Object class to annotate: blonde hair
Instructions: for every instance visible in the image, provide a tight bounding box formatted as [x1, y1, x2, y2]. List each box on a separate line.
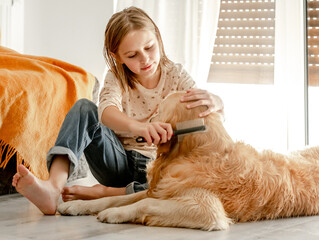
[103, 6, 171, 91]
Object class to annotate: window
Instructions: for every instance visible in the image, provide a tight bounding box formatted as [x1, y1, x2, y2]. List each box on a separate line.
[208, 0, 275, 84]
[307, 0, 319, 145]
[206, 0, 308, 152]
[307, 0, 319, 86]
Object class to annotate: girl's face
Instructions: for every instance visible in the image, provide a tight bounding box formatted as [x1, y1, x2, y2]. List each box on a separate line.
[115, 29, 161, 84]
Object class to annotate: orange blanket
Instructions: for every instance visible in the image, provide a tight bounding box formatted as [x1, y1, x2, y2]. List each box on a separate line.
[0, 46, 95, 180]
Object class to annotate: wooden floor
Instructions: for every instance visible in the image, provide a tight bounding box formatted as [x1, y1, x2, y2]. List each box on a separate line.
[1, 193, 319, 240]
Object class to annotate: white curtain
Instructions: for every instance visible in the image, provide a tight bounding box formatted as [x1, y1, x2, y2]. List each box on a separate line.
[114, 0, 220, 88]
[274, 0, 306, 150]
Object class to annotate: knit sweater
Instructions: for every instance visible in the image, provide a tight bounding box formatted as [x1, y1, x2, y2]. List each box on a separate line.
[98, 62, 196, 159]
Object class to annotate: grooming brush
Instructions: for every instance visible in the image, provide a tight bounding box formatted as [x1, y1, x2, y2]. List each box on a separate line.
[136, 118, 206, 143]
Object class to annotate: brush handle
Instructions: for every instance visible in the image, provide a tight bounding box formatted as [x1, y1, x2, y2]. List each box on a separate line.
[135, 125, 206, 143]
[136, 133, 177, 143]
[136, 136, 147, 143]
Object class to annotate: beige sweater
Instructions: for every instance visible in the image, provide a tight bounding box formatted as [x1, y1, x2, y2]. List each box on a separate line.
[98, 62, 196, 159]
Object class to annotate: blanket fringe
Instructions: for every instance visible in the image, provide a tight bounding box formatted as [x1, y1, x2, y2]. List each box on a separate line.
[0, 139, 28, 171]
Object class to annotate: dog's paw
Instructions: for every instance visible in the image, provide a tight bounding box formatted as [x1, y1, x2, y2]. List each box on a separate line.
[58, 200, 94, 216]
[97, 207, 134, 223]
[205, 216, 232, 231]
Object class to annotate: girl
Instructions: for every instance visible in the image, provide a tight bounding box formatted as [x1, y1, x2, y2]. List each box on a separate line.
[12, 6, 224, 215]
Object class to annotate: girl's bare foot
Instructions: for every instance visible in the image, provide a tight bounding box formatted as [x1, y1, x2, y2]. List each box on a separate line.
[62, 184, 126, 202]
[12, 165, 61, 215]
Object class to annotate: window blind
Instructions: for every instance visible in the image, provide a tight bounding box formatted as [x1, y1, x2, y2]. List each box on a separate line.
[208, 0, 275, 84]
[308, 0, 319, 86]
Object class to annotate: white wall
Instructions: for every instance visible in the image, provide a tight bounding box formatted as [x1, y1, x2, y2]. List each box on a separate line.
[23, 0, 114, 82]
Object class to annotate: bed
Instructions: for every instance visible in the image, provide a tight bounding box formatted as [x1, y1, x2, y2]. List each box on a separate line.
[0, 46, 99, 195]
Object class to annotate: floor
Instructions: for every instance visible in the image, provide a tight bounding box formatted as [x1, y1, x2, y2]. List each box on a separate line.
[1, 192, 319, 240]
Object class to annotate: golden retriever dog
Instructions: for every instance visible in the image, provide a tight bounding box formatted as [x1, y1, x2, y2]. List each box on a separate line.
[58, 92, 319, 231]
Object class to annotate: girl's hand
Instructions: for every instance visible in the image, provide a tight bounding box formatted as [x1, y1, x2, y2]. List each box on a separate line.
[180, 88, 224, 117]
[130, 121, 173, 146]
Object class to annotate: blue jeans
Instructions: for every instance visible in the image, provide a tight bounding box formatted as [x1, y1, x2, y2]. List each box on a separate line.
[46, 99, 150, 194]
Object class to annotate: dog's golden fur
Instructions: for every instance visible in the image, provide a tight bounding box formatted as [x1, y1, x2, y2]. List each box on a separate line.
[58, 92, 319, 231]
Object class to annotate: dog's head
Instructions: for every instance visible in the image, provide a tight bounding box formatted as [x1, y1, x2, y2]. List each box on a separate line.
[153, 92, 206, 129]
[153, 91, 233, 157]
[147, 91, 233, 193]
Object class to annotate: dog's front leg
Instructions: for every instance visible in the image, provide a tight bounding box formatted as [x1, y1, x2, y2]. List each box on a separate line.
[97, 188, 232, 231]
[58, 190, 147, 216]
